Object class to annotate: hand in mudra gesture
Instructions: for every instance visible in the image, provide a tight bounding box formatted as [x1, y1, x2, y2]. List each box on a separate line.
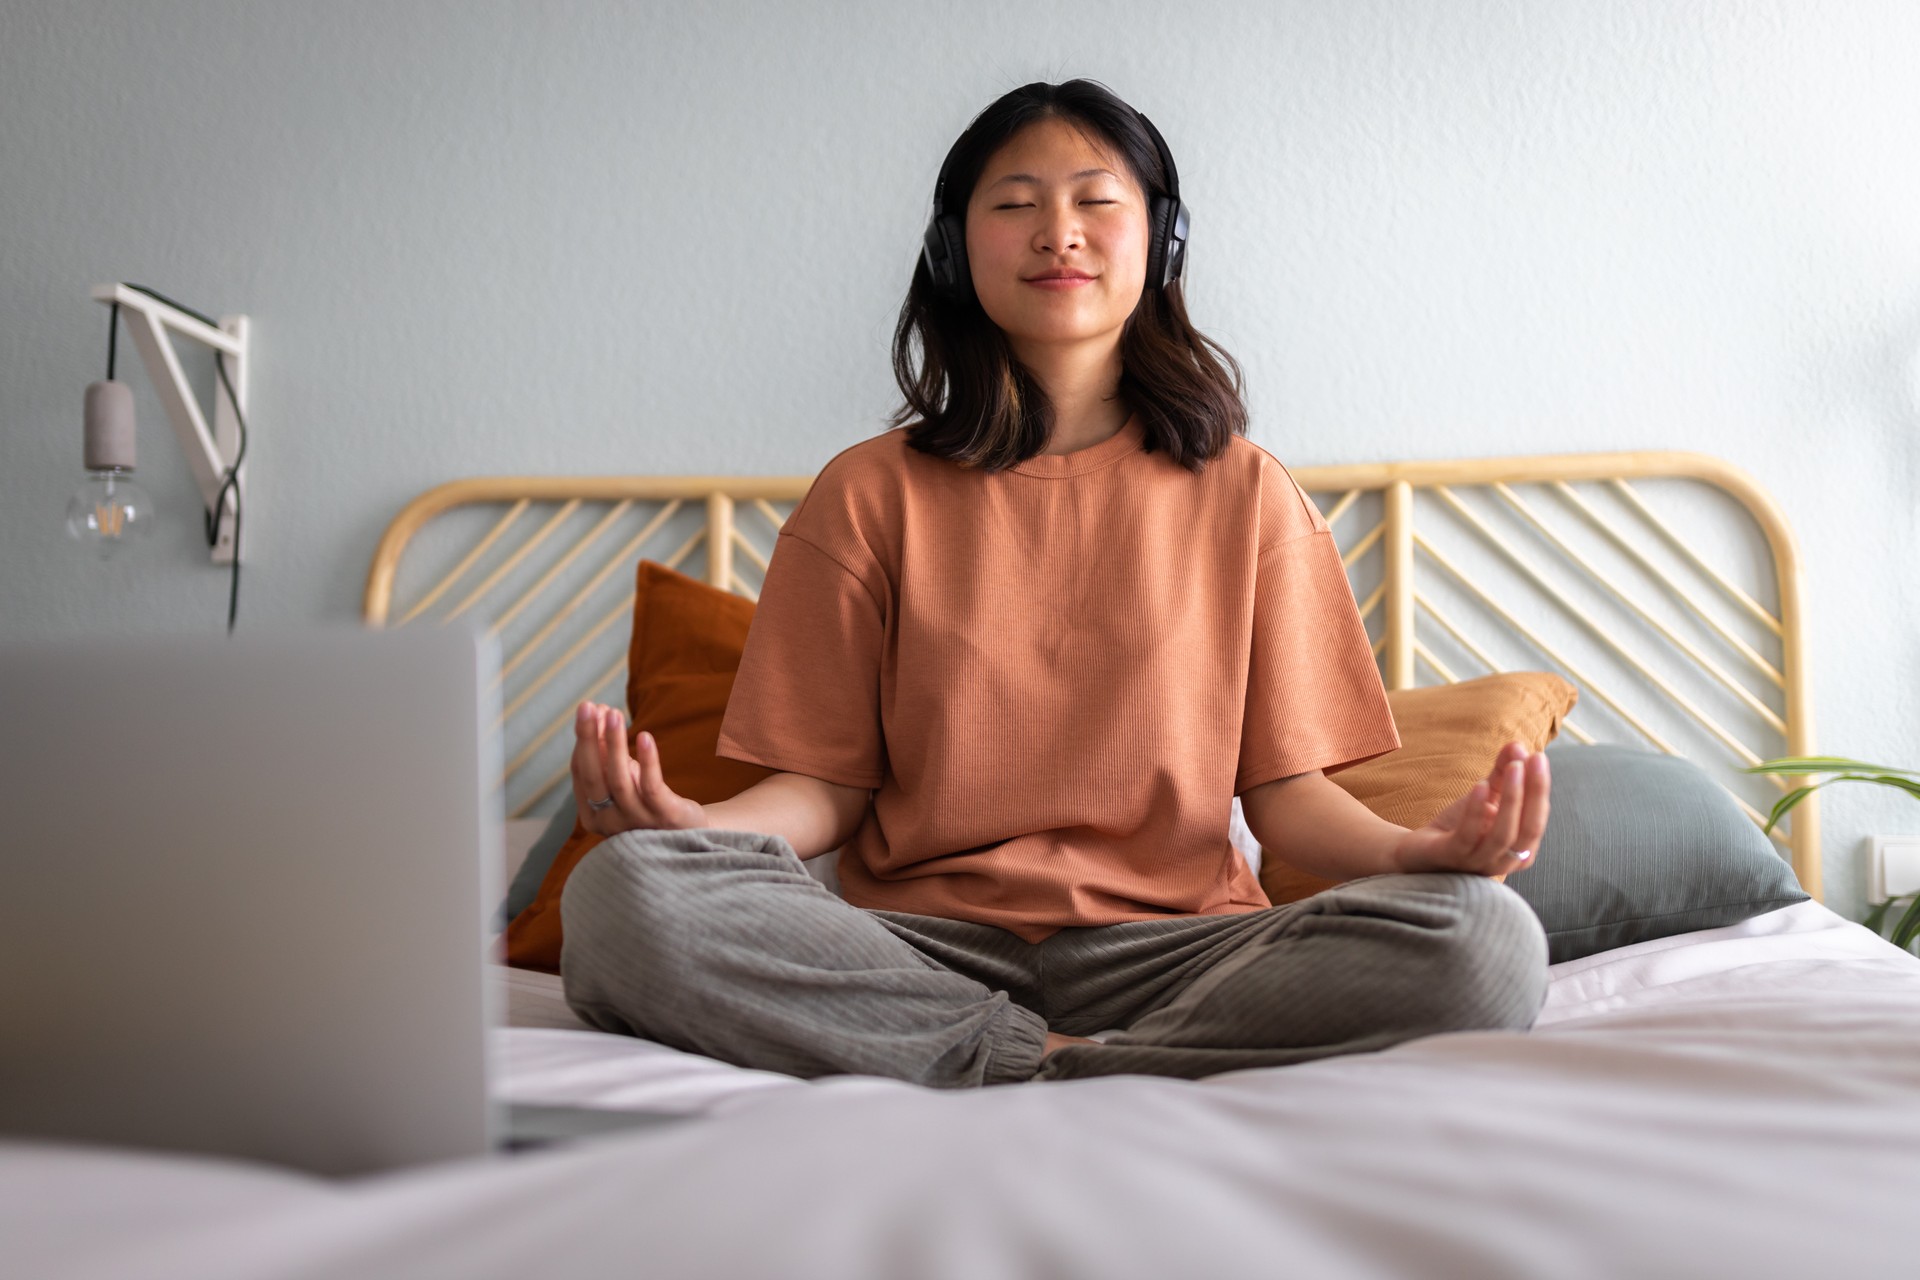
[1390, 740, 1550, 878]
[570, 701, 708, 836]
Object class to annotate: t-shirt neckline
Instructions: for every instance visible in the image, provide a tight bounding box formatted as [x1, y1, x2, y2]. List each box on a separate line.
[1006, 412, 1144, 478]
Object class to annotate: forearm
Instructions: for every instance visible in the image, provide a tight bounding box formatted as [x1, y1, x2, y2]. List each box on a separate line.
[1241, 771, 1408, 882]
[700, 771, 872, 860]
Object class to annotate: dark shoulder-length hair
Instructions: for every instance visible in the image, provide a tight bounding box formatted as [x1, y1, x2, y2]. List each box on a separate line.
[890, 79, 1248, 474]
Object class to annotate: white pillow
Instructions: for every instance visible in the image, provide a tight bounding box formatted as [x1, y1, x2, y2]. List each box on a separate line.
[1229, 795, 1262, 876]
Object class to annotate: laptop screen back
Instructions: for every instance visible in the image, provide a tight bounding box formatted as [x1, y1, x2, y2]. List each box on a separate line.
[0, 625, 502, 1176]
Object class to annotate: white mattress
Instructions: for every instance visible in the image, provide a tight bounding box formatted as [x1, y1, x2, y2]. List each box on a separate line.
[13, 900, 1920, 1278]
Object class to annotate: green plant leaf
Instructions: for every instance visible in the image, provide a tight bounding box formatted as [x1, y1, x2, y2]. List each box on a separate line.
[1762, 784, 1821, 834]
[1745, 756, 1920, 779]
[1880, 779, 1920, 802]
[1757, 773, 1920, 833]
[1745, 755, 1911, 774]
[1893, 896, 1920, 951]
[1864, 898, 1897, 933]
[1823, 775, 1920, 806]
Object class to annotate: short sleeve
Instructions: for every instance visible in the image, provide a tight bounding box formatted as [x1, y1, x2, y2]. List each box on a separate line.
[715, 531, 887, 790]
[1234, 529, 1401, 795]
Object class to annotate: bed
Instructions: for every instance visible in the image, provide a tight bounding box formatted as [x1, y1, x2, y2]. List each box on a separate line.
[12, 445, 1920, 1277]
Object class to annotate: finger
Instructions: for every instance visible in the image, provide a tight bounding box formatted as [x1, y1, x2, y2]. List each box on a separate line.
[600, 709, 651, 825]
[588, 704, 628, 829]
[571, 703, 611, 827]
[636, 728, 698, 823]
[1492, 837, 1538, 877]
[1446, 778, 1495, 856]
[1486, 740, 1527, 784]
[632, 727, 669, 806]
[1427, 778, 1479, 833]
[1510, 750, 1551, 856]
[628, 725, 652, 796]
[1447, 745, 1523, 844]
[1454, 762, 1510, 866]
[600, 709, 651, 826]
[1471, 757, 1528, 865]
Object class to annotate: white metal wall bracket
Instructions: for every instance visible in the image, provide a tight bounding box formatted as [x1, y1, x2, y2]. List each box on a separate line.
[89, 283, 250, 564]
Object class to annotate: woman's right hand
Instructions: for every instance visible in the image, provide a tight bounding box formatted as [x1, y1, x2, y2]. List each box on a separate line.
[570, 701, 709, 836]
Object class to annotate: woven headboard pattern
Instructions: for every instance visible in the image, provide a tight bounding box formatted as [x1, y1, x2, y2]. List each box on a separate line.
[364, 449, 1819, 899]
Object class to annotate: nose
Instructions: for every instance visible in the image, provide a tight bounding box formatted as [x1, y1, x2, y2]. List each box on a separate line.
[1033, 199, 1085, 254]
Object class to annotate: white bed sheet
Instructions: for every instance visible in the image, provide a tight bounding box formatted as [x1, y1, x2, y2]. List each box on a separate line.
[11, 900, 1920, 1279]
[489, 898, 1915, 1112]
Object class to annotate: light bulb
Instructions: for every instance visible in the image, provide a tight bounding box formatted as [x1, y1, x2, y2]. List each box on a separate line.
[66, 469, 155, 559]
[68, 380, 155, 559]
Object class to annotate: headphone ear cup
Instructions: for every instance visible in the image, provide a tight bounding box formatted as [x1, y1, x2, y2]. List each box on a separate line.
[922, 213, 971, 301]
[1162, 198, 1189, 288]
[1144, 194, 1172, 291]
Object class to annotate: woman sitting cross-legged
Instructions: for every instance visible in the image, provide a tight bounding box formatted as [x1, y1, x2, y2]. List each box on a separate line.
[558, 78, 1551, 1087]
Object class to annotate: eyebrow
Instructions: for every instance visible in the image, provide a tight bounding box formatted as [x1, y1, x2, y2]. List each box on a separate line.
[987, 167, 1121, 188]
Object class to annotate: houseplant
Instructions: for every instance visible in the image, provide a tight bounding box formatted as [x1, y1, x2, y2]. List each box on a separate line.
[1745, 755, 1920, 950]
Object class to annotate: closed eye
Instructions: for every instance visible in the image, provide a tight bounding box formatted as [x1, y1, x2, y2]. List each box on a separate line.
[994, 200, 1119, 209]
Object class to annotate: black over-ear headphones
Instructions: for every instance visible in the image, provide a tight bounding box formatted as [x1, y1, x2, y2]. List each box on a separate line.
[921, 110, 1191, 303]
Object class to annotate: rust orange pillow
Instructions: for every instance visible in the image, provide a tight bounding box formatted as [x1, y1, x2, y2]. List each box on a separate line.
[1258, 672, 1579, 906]
[503, 560, 776, 973]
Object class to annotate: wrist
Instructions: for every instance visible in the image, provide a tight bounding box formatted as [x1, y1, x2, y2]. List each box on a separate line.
[1245, 774, 1414, 881]
[669, 797, 708, 831]
[1384, 826, 1427, 875]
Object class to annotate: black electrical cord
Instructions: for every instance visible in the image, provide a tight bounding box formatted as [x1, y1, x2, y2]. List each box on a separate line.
[211, 352, 247, 633]
[112, 284, 249, 633]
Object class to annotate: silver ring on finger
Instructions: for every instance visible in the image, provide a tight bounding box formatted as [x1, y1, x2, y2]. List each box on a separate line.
[587, 795, 615, 811]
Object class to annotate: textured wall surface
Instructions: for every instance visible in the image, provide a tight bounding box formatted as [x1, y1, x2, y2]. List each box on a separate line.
[3, 0, 1918, 919]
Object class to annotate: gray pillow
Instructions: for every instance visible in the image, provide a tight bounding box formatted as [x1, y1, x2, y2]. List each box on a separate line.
[1511, 742, 1809, 963]
[490, 799, 579, 934]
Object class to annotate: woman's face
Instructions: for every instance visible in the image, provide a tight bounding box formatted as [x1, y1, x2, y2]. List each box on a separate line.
[963, 116, 1151, 355]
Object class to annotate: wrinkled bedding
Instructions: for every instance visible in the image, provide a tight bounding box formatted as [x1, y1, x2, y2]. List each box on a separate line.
[10, 901, 1920, 1278]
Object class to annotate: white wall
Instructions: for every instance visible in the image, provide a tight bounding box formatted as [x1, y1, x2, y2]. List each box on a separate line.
[3, 0, 1917, 919]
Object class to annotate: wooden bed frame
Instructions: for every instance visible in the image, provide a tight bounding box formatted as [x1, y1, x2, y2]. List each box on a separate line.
[364, 447, 1820, 900]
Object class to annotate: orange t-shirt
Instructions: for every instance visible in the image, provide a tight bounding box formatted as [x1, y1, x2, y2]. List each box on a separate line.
[714, 411, 1401, 943]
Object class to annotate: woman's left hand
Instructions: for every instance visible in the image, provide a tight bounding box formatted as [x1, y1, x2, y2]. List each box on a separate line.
[1389, 741, 1550, 878]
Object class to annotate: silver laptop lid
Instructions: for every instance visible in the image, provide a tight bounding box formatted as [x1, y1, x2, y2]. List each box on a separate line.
[0, 624, 503, 1176]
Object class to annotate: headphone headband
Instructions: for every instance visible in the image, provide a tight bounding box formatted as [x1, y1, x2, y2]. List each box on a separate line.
[1133, 112, 1181, 203]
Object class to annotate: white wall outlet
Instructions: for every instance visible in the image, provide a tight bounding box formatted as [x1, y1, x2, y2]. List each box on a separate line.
[1869, 836, 1920, 902]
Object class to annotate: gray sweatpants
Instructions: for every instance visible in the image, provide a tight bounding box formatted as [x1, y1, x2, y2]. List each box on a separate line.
[559, 827, 1549, 1088]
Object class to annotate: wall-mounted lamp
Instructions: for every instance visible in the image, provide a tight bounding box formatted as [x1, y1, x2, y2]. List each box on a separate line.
[68, 379, 154, 556]
[75, 283, 253, 629]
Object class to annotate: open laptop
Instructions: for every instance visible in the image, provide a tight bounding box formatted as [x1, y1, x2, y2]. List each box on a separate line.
[0, 624, 687, 1177]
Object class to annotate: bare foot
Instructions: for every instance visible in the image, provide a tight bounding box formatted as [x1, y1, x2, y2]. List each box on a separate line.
[1042, 1032, 1098, 1059]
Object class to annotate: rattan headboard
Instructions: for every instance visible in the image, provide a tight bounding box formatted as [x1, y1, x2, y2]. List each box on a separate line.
[364, 448, 1820, 900]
